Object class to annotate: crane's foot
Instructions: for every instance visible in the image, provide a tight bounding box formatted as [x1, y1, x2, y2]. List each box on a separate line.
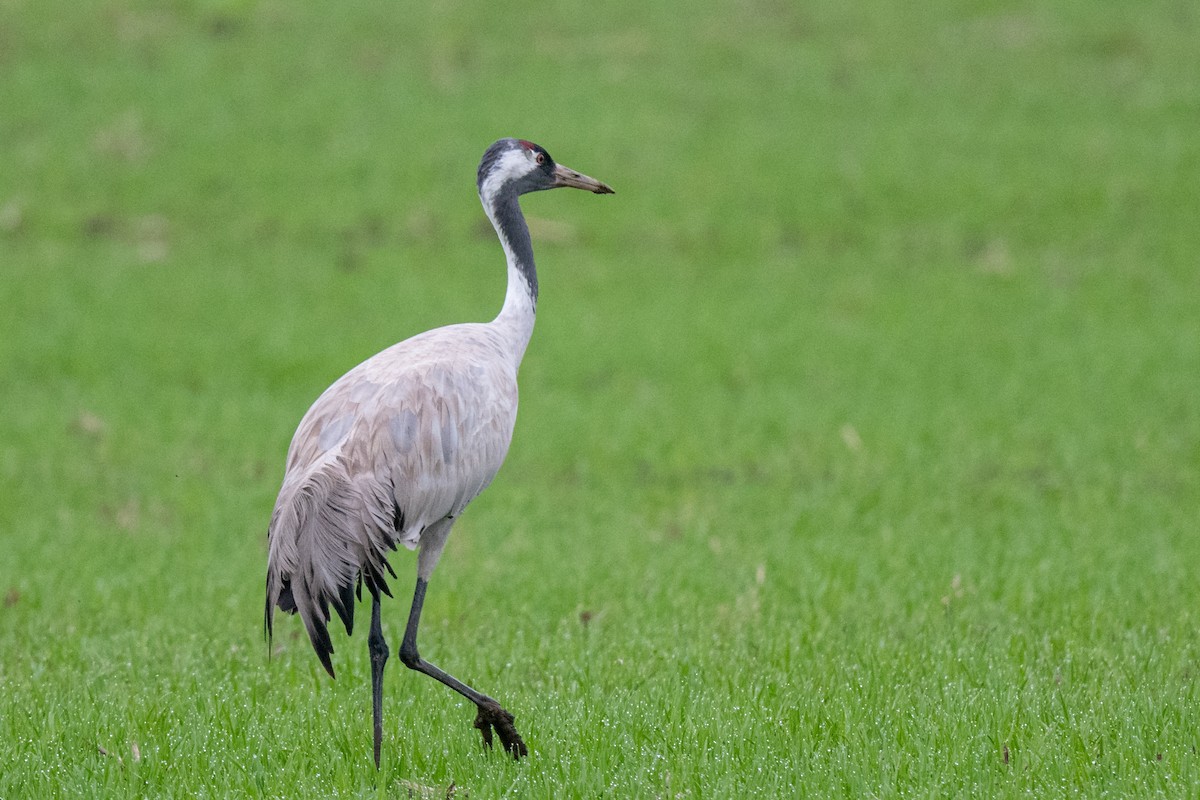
[474, 697, 527, 759]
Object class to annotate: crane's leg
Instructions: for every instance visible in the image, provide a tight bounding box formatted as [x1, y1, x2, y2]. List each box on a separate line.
[399, 577, 528, 759]
[368, 592, 389, 769]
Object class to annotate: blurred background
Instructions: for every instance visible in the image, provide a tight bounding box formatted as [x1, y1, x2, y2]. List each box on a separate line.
[1, 0, 1198, 794]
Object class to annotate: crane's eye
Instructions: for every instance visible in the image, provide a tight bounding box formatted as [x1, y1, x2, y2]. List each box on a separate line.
[535, 152, 546, 165]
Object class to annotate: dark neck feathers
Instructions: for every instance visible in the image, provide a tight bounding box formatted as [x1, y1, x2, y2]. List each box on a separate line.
[489, 191, 538, 306]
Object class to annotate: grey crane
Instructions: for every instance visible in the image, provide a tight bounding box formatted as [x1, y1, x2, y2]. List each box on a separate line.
[264, 138, 613, 767]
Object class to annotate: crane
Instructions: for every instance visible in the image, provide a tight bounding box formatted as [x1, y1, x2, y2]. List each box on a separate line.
[264, 139, 613, 767]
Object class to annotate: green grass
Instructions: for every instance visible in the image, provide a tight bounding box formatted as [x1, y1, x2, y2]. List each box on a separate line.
[2, 0, 1199, 796]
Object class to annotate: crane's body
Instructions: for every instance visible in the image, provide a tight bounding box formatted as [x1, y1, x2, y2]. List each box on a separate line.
[264, 139, 613, 767]
[266, 324, 519, 642]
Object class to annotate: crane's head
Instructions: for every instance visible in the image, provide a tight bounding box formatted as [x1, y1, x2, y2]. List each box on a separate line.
[477, 138, 614, 201]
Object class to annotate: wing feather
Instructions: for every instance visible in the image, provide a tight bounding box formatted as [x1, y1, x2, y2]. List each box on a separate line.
[265, 325, 519, 675]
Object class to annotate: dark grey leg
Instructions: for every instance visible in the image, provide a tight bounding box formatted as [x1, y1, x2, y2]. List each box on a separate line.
[399, 578, 528, 759]
[368, 593, 389, 769]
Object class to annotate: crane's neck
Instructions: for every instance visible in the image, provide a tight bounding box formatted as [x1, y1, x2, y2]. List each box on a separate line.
[485, 191, 538, 361]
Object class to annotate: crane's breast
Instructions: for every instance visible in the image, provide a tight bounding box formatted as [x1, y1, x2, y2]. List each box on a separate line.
[367, 358, 517, 538]
[389, 361, 516, 472]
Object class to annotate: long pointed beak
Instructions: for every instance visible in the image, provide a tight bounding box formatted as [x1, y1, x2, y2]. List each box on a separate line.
[553, 163, 615, 194]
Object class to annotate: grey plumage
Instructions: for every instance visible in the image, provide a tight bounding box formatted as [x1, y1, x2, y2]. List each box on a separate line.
[265, 327, 519, 668]
[264, 138, 613, 766]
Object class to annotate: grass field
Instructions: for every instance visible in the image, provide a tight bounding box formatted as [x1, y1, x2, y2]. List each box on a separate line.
[2, 0, 1199, 796]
